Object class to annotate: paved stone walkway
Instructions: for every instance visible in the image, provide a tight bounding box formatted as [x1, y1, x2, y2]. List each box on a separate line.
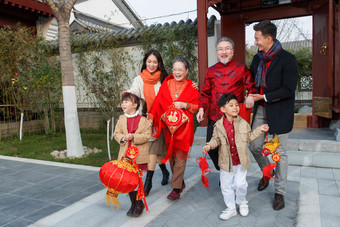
[0, 127, 340, 227]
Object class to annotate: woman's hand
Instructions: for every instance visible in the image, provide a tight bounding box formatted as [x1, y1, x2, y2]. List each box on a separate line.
[191, 82, 199, 90]
[173, 102, 188, 109]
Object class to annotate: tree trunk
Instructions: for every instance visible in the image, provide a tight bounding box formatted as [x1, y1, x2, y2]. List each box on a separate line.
[58, 19, 84, 157]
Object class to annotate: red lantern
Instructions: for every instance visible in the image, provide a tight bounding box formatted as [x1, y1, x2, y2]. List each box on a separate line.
[99, 144, 149, 211]
[99, 158, 140, 210]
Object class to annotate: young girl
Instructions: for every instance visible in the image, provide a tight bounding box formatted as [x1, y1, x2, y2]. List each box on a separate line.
[113, 92, 152, 217]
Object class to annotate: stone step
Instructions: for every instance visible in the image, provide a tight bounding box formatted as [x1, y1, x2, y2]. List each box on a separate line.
[194, 127, 340, 152]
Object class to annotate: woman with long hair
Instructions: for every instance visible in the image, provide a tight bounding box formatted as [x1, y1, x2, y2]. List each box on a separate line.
[128, 49, 170, 196]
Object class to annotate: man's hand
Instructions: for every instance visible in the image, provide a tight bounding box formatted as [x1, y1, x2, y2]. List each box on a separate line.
[196, 108, 204, 122]
[249, 94, 264, 102]
[244, 96, 254, 108]
[203, 145, 211, 154]
[260, 124, 269, 132]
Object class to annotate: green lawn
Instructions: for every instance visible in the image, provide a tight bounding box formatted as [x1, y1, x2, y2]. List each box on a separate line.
[0, 129, 119, 167]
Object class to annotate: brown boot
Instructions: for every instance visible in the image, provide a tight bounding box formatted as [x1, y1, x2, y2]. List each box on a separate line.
[131, 199, 145, 217]
[127, 191, 136, 216]
[273, 193, 285, 210]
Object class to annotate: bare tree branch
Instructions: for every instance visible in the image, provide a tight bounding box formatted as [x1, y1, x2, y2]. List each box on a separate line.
[65, 0, 77, 15]
[43, 0, 59, 16]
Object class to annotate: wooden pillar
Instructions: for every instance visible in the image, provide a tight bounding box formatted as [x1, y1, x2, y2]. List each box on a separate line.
[197, 0, 208, 91]
[332, 0, 340, 116]
[220, 16, 246, 63]
[197, 0, 209, 126]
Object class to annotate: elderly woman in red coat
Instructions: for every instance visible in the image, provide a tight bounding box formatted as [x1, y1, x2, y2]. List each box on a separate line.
[149, 57, 200, 200]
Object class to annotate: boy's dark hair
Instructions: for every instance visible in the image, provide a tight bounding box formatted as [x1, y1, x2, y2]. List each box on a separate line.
[218, 93, 239, 107]
[121, 93, 147, 117]
[253, 20, 277, 41]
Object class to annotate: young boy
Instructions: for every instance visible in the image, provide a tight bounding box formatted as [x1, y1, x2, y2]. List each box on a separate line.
[203, 93, 269, 220]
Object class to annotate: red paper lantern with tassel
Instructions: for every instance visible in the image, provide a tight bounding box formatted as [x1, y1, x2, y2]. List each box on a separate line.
[99, 146, 148, 211]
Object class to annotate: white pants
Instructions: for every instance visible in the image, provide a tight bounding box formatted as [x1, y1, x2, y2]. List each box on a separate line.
[220, 165, 248, 209]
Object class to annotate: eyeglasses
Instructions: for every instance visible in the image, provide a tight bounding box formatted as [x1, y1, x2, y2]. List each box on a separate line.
[172, 68, 186, 72]
[217, 47, 233, 52]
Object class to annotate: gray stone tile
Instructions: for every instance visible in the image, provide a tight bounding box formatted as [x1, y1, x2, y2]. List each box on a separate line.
[332, 169, 340, 181]
[12, 184, 54, 197]
[0, 179, 34, 195]
[316, 168, 335, 181]
[56, 192, 92, 206]
[0, 212, 16, 226]
[336, 181, 340, 196]
[79, 171, 100, 182]
[287, 151, 313, 166]
[2, 218, 33, 227]
[318, 179, 339, 197]
[288, 165, 301, 181]
[1, 198, 50, 218]
[319, 195, 340, 227]
[0, 194, 24, 210]
[32, 187, 75, 203]
[55, 179, 101, 193]
[52, 168, 94, 179]
[82, 183, 104, 194]
[7, 170, 55, 184]
[38, 176, 74, 188]
[22, 204, 65, 222]
[313, 152, 340, 169]
[301, 166, 317, 178]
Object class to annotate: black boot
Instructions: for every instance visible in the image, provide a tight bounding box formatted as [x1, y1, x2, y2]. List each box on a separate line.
[127, 191, 136, 216]
[132, 199, 145, 217]
[144, 170, 154, 196]
[159, 164, 170, 186]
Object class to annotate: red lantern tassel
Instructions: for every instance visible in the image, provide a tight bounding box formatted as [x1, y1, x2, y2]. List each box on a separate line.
[135, 168, 149, 212]
[201, 174, 210, 188]
[262, 162, 276, 182]
[161, 135, 174, 164]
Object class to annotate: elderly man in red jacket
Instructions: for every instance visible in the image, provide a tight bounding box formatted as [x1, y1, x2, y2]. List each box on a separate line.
[197, 37, 256, 171]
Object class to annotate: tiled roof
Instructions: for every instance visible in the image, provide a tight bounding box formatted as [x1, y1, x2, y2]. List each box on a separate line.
[49, 15, 217, 49]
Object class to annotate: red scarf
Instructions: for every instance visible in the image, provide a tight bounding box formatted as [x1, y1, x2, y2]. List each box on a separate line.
[139, 69, 161, 111]
[149, 75, 200, 162]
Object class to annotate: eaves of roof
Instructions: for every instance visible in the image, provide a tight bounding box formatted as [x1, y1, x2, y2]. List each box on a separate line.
[49, 15, 217, 53]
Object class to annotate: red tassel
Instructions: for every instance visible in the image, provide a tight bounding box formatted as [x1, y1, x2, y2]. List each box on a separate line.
[153, 119, 162, 138]
[161, 135, 174, 164]
[201, 174, 210, 188]
[262, 163, 276, 182]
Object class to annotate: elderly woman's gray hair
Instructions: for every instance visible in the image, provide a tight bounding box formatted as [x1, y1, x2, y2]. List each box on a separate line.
[215, 37, 235, 49]
[172, 57, 190, 70]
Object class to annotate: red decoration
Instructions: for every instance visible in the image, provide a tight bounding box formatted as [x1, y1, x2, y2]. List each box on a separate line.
[196, 153, 211, 188]
[159, 104, 189, 163]
[261, 133, 280, 182]
[126, 146, 139, 159]
[161, 104, 188, 134]
[238, 103, 252, 123]
[99, 147, 149, 211]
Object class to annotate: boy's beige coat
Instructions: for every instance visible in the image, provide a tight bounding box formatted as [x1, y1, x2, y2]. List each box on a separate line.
[207, 115, 263, 172]
[114, 115, 152, 164]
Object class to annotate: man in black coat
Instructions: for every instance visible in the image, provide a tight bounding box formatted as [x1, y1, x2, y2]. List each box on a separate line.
[248, 20, 298, 211]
